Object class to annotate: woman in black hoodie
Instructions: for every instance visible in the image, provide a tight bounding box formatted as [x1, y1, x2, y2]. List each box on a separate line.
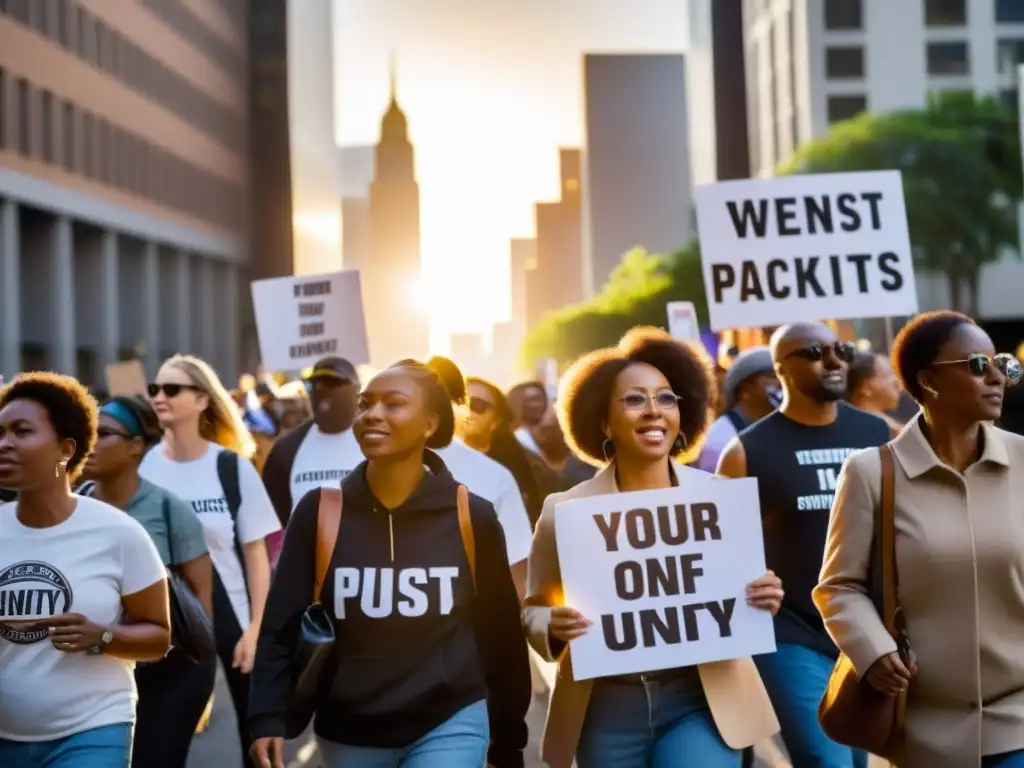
[248, 359, 531, 768]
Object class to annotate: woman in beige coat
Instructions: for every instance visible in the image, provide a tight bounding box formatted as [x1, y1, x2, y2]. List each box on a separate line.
[523, 328, 782, 768]
[814, 311, 1024, 768]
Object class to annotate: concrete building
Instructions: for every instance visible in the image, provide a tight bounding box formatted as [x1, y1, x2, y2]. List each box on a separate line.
[339, 144, 375, 272]
[528, 150, 583, 328]
[365, 60, 427, 368]
[685, 0, 751, 185]
[0, 1, 248, 386]
[287, 0, 340, 275]
[581, 54, 694, 295]
[742, 0, 1024, 320]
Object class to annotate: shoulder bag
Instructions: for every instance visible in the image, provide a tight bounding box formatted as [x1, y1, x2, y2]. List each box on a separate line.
[818, 444, 910, 760]
[161, 495, 217, 664]
[284, 485, 476, 737]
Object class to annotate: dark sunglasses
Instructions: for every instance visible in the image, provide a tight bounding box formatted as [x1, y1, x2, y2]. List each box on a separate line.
[932, 353, 1023, 385]
[147, 383, 201, 398]
[786, 341, 855, 364]
[619, 392, 682, 411]
[468, 397, 495, 415]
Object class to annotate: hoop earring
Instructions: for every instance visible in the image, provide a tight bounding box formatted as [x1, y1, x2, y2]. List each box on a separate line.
[602, 438, 614, 462]
[923, 385, 939, 398]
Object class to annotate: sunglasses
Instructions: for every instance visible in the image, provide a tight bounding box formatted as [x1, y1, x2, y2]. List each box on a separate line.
[786, 341, 855, 364]
[97, 427, 133, 441]
[468, 397, 495, 415]
[619, 392, 682, 411]
[147, 383, 201, 398]
[932, 353, 1023, 385]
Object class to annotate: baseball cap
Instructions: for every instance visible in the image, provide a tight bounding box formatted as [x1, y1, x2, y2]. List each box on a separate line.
[722, 346, 775, 409]
[302, 356, 359, 385]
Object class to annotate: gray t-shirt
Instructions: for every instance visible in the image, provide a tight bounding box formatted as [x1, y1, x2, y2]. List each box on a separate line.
[124, 478, 208, 566]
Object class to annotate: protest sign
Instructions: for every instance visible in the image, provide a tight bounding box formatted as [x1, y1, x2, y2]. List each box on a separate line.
[554, 474, 775, 680]
[666, 301, 699, 341]
[105, 360, 147, 397]
[695, 170, 918, 331]
[251, 270, 370, 373]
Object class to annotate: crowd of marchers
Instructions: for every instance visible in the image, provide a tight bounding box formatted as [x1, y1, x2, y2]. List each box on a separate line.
[1, 309, 1023, 768]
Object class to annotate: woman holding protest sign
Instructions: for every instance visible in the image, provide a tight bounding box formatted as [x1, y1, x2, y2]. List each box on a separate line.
[522, 327, 783, 768]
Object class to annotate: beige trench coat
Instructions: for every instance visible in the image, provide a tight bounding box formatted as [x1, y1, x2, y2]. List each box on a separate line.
[814, 418, 1024, 767]
[522, 461, 779, 768]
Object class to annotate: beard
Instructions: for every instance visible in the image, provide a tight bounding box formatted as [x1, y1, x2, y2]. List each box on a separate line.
[808, 378, 847, 403]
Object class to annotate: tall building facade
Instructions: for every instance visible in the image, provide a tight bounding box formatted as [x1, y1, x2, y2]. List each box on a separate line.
[365, 63, 427, 368]
[582, 54, 694, 295]
[528, 149, 583, 329]
[339, 144, 375, 272]
[0, 1, 248, 385]
[744, 0, 1024, 177]
[686, 0, 751, 185]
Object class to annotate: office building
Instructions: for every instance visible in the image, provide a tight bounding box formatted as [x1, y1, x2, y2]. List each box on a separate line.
[287, 0, 340, 274]
[686, 0, 751, 185]
[744, 0, 1024, 177]
[0, 1, 248, 385]
[339, 144, 375, 272]
[528, 149, 583, 328]
[582, 53, 694, 294]
[365, 60, 427, 367]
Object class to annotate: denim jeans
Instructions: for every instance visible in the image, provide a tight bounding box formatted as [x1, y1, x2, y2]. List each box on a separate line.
[576, 671, 740, 768]
[985, 751, 1024, 768]
[317, 700, 489, 767]
[755, 643, 867, 768]
[0, 722, 133, 767]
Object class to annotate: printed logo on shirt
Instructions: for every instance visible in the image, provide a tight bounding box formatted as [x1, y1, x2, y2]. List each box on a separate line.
[0, 561, 74, 644]
[794, 447, 858, 511]
[291, 469, 350, 486]
[334, 566, 460, 619]
[191, 497, 231, 515]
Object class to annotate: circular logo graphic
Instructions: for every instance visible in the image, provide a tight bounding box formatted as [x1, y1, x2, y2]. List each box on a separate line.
[0, 561, 74, 644]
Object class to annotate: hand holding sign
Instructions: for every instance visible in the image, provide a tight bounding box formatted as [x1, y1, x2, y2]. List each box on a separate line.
[745, 570, 784, 615]
[549, 605, 592, 643]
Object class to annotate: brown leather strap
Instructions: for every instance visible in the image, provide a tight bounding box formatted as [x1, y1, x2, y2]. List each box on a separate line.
[879, 445, 899, 635]
[314, 488, 343, 604]
[456, 485, 476, 592]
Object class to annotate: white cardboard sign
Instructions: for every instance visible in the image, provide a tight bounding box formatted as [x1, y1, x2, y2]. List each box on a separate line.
[695, 170, 918, 331]
[250, 270, 370, 373]
[666, 301, 699, 341]
[554, 474, 775, 680]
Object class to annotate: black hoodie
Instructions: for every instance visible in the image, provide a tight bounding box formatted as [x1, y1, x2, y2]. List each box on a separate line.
[248, 450, 531, 766]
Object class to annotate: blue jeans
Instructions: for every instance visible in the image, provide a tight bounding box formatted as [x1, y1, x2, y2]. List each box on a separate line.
[985, 751, 1024, 767]
[755, 643, 867, 768]
[576, 671, 740, 767]
[317, 700, 489, 767]
[0, 722, 133, 767]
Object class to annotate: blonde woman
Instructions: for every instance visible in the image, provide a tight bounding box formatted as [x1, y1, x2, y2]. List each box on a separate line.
[139, 355, 280, 768]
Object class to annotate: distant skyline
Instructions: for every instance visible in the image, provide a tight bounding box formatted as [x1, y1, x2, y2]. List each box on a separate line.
[334, 0, 687, 346]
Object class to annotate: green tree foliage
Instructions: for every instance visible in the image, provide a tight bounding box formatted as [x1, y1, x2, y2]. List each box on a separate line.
[781, 91, 1021, 314]
[523, 242, 708, 365]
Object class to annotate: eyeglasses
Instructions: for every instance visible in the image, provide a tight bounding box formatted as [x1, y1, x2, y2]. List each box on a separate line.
[147, 383, 201, 398]
[619, 392, 682, 411]
[932, 353, 1023, 385]
[468, 397, 495, 416]
[785, 341, 855, 364]
[97, 427, 133, 441]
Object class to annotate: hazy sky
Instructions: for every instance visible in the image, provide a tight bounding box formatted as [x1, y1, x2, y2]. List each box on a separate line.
[334, 0, 687, 343]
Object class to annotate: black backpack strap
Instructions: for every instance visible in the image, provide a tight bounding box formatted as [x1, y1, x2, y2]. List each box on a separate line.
[216, 449, 249, 590]
[723, 409, 747, 433]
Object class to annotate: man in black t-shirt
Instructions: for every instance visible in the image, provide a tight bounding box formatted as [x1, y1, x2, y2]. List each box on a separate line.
[718, 322, 893, 768]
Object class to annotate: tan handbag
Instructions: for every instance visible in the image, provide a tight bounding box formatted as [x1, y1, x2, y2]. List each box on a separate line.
[818, 444, 910, 760]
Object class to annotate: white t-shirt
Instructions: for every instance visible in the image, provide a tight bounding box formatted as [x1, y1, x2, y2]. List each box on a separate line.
[0, 496, 167, 741]
[514, 426, 541, 454]
[289, 425, 354, 506]
[139, 444, 281, 628]
[330, 432, 533, 565]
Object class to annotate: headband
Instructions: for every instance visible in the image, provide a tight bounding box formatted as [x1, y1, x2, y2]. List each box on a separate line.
[100, 401, 143, 438]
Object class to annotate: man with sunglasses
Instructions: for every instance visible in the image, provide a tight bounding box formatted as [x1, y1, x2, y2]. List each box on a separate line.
[717, 322, 894, 768]
[260, 357, 360, 529]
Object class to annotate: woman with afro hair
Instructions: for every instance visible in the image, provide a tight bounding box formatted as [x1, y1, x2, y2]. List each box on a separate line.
[522, 327, 783, 768]
[0, 372, 170, 767]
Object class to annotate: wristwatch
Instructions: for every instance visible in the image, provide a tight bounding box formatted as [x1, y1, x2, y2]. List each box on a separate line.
[87, 629, 114, 655]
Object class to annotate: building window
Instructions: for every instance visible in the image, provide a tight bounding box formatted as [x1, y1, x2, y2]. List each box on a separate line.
[824, 0, 862, 30]
[0, 69, 6, 150]
[56, 0, 69, 47]
[62, 101, 74, 171]
[927, 41, 970, 75]
[29, 0, 48, 35]
[40, 90, 54, 163]
[997, 39, 1024, 74]
[826, 46, 865, 79]
[97, 119, 110, 183]
[925, 0, 966, 26]
[15, 78, 30, 156]
[827, 94, 867, 123]
[997, 0, 1024, 23]
[9, 0, 29, 25]
[82, 111, 94, 177]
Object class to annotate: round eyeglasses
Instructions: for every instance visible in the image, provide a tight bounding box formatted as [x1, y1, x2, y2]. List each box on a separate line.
[618, 392, 682, 411]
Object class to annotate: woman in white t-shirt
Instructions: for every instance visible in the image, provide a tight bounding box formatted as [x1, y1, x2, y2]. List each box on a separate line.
[0, 373, 170, 768]
[139, 355, 281, 768]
